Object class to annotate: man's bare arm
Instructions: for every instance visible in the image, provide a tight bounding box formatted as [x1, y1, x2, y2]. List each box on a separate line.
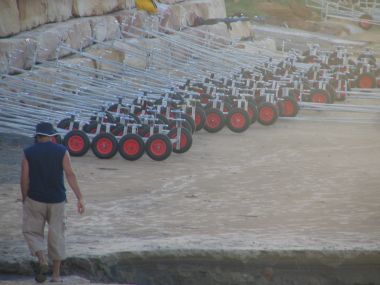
[20, 155, 29, 203]
[63, 151, 85, 214]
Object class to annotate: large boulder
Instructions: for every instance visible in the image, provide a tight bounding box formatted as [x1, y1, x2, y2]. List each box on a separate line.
[0, 38, 37, 74]
[85, 44, 126, 72]
[168, 0, 226, 30]
[72, 0, 125, 17]
[11, 18, 92, 64]
[0, 0, 21, 37]
[114, 10, 159, 38]
[17, 0, 48, 32]
[90, 16, 121, 42]
[47, 0, 73, 23]
[176, 0, 226, 20]
[229, 21, 253, 40]
[113, 38, 148, 69]
[185, 22, 231, 44]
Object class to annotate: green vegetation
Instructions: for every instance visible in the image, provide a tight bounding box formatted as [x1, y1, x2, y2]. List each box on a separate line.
[224, 0, 306, 19]
[224, 0, 261, 18]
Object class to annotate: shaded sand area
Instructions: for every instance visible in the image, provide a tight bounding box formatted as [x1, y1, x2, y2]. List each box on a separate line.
[1, 107, 380, 283]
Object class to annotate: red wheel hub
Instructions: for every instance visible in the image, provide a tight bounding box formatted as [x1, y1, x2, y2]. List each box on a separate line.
[150, 139, 167, 156]
[230, 112, 245, 128]
[282, 100, 295, 116]
[88, 127, 97, 134]
[201, 97, 209, 104]
[68, 135, 85, 152]
[206, 112, 221, 129]
[358, 75, 374, 89]
[195, 113, 201, 127]
[360, 19, 370, 29]
[123, 139, 140, 156]
[311, 93, 327, 103]
[259, 107, 274, 123]
[247, 106, 255, 121]
[96, 138, 113, 155]
[170, 132, 187, 149]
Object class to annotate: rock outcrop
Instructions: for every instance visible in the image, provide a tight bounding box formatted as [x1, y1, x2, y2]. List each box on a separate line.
[72, 0, 125, 17]
[0, 0, 21, 37]
[47, 0, 73, 23]
[17, 0, 48, 32]
[0, 0, 240, 75]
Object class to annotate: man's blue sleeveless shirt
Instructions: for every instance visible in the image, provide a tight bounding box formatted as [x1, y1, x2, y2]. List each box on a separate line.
[24, 142, 67, 203]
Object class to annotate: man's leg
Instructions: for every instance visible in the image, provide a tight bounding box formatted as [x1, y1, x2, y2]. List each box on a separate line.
[22, 197, 49, 282]
[35, 250, 48, 265]
[51, 260, 61, 281]
[47, 201, 66, 281]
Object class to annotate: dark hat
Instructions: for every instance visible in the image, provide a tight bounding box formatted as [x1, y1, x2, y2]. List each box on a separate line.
[35, 122, 58, 137]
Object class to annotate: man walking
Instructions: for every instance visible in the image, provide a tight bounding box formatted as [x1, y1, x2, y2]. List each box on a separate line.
[20, 122, 85, 282]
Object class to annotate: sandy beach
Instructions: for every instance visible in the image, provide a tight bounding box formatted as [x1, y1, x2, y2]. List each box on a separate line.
[1, 14, 380, 284]
[1, 107, 380, 258]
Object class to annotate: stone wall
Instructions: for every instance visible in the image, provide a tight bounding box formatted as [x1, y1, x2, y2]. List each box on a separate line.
[0, 0, 240, 75]
[0, 0, 133, 38]
[0, 0, 202, 38]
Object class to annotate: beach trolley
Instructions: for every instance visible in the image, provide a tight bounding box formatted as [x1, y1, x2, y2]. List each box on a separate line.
[306, 0, 380, 30]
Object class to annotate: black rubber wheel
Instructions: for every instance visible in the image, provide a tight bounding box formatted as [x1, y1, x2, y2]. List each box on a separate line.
[358, 14, 373, 30]
[63, 130, 90, 157]
[90, 112, 115, 124]
[156, 113, 170, 126]
[278, 96, 299, 117]
[328, 52, 342, 66]
[226, 108, 250, 133]
[326, 83, 336, 103]
[376, 69, 380, 88]
[206, 101, 232, 115]
[57, 118, 79, 131]
[129, 113, 142, 124]
[138, 124, 151, 138]
[204, 108, 225, 133]
[168, 127, 193, 154]
[107, 104, 119, 112]
[357, 54, 376, 67]
[168, 119, 192, 134]
[52, 134, 62, 144]
[91, 133, 118, 159]
[180, 113, 196, 134]
[107, 104, 129, 114]
[356, 72, 376, 89]
[145, 134, 172, 161]
[303, 55, 318, 63]
[83, 121, 107, 134]
[309, 89, 331, 104]
[111, 125, 124, 136]
[247, 102, 258, 124]
[116, 113, 141, 125]
[257, 102, 278, 126]
[187, 106, 206, 131]
[118, 133, 145, 161]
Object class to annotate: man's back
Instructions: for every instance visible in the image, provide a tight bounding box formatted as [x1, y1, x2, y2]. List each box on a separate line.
[24, 141, 67, 203]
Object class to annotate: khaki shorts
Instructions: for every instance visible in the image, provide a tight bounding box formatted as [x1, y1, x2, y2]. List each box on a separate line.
[22, 197, 66, 260]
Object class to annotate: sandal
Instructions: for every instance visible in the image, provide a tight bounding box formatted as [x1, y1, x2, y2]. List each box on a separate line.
[35, 263, 49, 283]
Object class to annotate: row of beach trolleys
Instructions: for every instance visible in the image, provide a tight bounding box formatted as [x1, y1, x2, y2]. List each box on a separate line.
[0, 19, 379, 161]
